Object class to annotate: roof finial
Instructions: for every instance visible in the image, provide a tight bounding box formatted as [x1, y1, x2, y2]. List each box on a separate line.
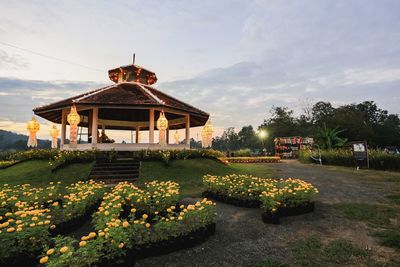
[133, 53, 135, 65]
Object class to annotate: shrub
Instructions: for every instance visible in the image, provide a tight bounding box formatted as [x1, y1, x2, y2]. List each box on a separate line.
[203, 174, 319, 214]
[299, 148, 400, 171]
[0, 160, 19, 169]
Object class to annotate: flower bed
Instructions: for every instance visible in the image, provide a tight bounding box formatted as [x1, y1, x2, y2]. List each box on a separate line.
[0, 160, 21, 169]
[40, 181, 217, 267]
[219, 156, 281, 164]
[0, 180, 106, 266]
[203, 174, 318, 223]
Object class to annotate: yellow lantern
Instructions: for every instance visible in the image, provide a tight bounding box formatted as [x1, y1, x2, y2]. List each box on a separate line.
[156, 111, 168, 131]
[156, 111, 168, 146]
[50, 125, 59, 149]
[67, 105, 80, 148]
[67, 105, 80, 126]
[27, 116, 40, 148]
[174, 130, 180, 144]
[202, 119, 213, 148]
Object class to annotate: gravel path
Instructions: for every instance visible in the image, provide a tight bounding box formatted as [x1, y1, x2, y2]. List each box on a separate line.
[135, 161, 399, 267]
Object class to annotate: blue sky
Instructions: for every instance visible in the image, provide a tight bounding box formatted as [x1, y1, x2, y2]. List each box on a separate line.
[0, 0, 399, 141]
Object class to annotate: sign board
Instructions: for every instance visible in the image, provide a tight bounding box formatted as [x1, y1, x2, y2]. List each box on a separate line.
[351, 141, 369, 169]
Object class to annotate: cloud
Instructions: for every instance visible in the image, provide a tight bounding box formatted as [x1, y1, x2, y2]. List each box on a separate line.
[0, 49, 30, 70]
[0, 76, 106, 124]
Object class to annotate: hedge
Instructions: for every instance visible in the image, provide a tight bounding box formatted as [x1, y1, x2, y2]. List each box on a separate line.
[299, 149, 400, 171]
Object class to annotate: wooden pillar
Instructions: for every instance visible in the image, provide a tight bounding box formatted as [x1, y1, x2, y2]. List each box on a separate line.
[136, 127, 140, 143]
[61, 109, 67, 147]
[166, 127, 170, 145]
[91, 107, 98, 145]
[149, 108, 155, 144]
[88, 111, 92, 141]
[185, 114, 190, 145]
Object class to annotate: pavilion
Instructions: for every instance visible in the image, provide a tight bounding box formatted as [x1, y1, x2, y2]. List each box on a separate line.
[33, 62, 210, 151]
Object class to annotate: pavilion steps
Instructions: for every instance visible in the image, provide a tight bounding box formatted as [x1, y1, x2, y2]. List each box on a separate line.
[89, 158, 140, 183]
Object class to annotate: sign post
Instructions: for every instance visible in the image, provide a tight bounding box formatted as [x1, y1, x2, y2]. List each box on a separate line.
[351, 141, 369, 170]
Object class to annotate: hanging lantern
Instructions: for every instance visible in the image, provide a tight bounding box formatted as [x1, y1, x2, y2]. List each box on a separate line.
[202, 119, 213, 148]
[156, 111, 168, 146]
[174, 130, 180, 144]
[67, 105, 80, 148]
[27, 116, 40, 148]
[50, 124, 59, 149]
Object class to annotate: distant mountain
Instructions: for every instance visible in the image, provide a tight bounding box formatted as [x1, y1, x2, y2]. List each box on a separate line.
[0, 129, 51, 151]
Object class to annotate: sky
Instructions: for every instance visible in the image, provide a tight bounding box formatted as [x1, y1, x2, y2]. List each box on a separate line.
[0, 0, 399, 142]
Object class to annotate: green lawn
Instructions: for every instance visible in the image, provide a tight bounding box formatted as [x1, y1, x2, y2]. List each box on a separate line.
[139, 158, 275, 198]
[0, 158, 275, 198]
[0, 160, 93, 186]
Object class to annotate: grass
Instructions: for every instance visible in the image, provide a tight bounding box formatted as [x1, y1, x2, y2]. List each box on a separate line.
[0, 160, 93, 186]
[139, 158, 275, 198]
[385, 193, 400, 205]
[334, 202, 398, 227]
[334, 202, 400, 252]
[291, 236, 373, 266]
[256, 258, 286, 267]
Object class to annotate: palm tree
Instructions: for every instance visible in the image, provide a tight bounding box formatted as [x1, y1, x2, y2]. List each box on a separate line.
[315, 123, 348, 149]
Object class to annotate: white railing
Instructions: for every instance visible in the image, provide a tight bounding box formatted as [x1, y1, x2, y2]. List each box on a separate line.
[61, 143, 190, 151]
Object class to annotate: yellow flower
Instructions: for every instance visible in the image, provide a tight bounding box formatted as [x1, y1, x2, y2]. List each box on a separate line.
[118, 242, 124, 248]
[52, 202, 59, 207]
[88, 232, 96, 239]
[39, 256, 49, 264]
[142, 214, 148, 219]
[46, 248, 55, 255]
[99, 232, 105, 237]
[145, 223, 151, 228]
[130, 208, 136, 213]
[60, 246, 69, 253]
[79, 241, 87, 247]
[122, 221, 129, 228]
[50, 225, 56, 229]
[7, 227, 15, 233]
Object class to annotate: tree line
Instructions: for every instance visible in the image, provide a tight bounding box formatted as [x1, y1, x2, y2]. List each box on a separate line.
[210, 101, 400, 152]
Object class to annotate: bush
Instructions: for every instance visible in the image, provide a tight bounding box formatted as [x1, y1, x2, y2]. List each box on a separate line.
[299, 149, 400, 171]
[203, 174, 319, 214]
[232, 149, 252, 157]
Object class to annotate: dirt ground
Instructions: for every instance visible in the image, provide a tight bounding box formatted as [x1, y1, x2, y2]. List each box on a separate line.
[135, 161, 400, 267]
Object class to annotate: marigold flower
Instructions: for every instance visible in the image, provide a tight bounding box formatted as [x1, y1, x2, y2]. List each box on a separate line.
[60, 246, 69, 253]
[46, 248, 55, 255]
[79, 241, 87, 247]
[39, 256, 49, 264]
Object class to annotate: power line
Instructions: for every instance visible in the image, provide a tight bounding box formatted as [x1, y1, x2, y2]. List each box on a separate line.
[0, 41, 103, 72]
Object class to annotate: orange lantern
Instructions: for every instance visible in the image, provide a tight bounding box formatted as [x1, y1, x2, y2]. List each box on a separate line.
[27, 116, 40, 148]
[50, 125, 59, 149]
[67, 105, 80, 147]
[157, 111, 168, 146]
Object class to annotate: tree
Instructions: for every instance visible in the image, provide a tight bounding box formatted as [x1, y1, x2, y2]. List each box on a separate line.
[315, 123, 348, 149]
[238, 125, 259, 150]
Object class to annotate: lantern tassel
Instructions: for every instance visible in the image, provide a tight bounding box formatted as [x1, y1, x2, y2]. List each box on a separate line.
[27, 132, 37, 148]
